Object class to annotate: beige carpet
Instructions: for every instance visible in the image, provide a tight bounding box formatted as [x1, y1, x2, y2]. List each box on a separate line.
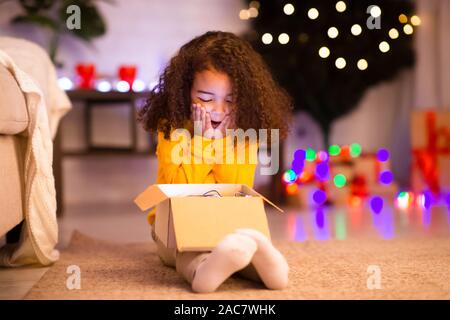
[25, 231, 450, 299]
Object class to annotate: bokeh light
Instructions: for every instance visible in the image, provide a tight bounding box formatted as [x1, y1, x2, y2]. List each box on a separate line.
[294, 149, 306, 160]
[262, 33, 273, 44]
[389, 28, 399, 39]
[333, 174, 347, 188]
[278, 33, 290, 44]
[370, 5, 381, 18]
[350, 143, 362, 157]
[328, 27, 339, 39]
[379, 170, 394, 185]
[403, 24, 414, 35]
[283, 3, 295, 15]
[357, 59, 368, 70]
[315, 162, 330, 181]
[370, 196, 384, 214]
[285, 183, 298, 195]
[351, 24, 362, 36]
[335, 1, 346, 13]
[313, 189, 327, 205]
[379, 41, 390, 53]
[335, 57, 346, 69]
[308, 8, 319, 20]
[328, 144, 341, 156]
[317, 150, 329, 162]
[399, 13, 408, 23]
[305, 148, 316, 161]
[411, 15, 421, 26]
[319, 46, 330, 58]
[377, 148, 390, 162]
[283, 169, 297, 183]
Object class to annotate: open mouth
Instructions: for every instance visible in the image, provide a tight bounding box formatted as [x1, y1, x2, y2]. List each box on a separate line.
[211, 120, 222, 129]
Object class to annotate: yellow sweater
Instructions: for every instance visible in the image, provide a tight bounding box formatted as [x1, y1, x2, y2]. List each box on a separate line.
[147, 128, 258, 225]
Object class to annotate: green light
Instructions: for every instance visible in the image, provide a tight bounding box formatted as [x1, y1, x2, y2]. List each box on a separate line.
[329, 144, 341, 156]
[333, 174, 347, 188]
[350, 143, 362, 157]
[335, 212, 346, 240]
[305, 148, 316, 161]
[398, 191, 407, 198]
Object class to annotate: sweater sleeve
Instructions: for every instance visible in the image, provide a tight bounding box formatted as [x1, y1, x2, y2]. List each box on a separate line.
[155, 131, 216, 183]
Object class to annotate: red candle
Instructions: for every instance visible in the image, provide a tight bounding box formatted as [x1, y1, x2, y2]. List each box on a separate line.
[75, 63, 96, 89]
[118, 64, 137, 88]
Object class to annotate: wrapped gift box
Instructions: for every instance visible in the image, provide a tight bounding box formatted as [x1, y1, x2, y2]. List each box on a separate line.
[411, 110, 450, 194]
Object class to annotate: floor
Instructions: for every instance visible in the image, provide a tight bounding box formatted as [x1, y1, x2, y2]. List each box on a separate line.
[1, 155, 449, 299]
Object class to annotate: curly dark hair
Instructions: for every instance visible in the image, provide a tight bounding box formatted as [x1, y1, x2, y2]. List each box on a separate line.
[138, 31, 293, 141]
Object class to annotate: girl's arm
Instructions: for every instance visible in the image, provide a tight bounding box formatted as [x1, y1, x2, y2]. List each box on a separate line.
[155, 131, 215, 183]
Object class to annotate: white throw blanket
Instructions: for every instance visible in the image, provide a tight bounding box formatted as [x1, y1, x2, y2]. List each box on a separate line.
[0, 45, 71, 266]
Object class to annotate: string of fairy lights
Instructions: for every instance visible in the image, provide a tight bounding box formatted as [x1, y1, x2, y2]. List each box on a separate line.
[240, 1, 421, 71]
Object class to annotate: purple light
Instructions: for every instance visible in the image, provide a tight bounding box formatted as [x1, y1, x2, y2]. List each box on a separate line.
[422, 191, 432, 210]
[379, 170, 393, 185]
[315, 163, 329, 181]
[445, 193, 450, 206]
[315, 208, 325, 229]
[313, 189, 327, 206]
[291, 158, 304, 174]
[294, 149, 306, 160]
[317, 150, 329, 162]
[370, 196, 384, 214]
[377, 148, 390, 162]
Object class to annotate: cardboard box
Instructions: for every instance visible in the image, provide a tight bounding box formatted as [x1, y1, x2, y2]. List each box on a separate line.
[134, 184, 283, 252]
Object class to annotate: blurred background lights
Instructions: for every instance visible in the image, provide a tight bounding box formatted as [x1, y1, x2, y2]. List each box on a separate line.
[308, 8, 319, 20]
[313, 189, 327, 205]
[379, 41, 390, 53]
[305, 148, 317, 161]
[58, 77, 73, 90]
[96, 80, 112, 92]
[370, 5, 381, 18]
[377, 148, 390, 162]
[351, 24, 362, 36]
[283, 3, 295, 15]
[389, 28, 399, 39]
[399, 14, 408, 23]
[239, 9, 250, 20]
[248, 7, 259, 18]
[335, 57, 346, 69]
[350, 143, 362, 157]
[294, 149, 306, 160]
[132, 79, 146, 92]
[317, 150, 329, 162]
[262, 33, 273, 44]
[396, 191, 414, 210]
[334, 174, 347, 188]
[278, 33, 290, 44]
[249, 1, 260, 9]
[328, 27, 339, 38]
[335, 1, 346, 12]
[404, 24, 414, 35]
[411, 15, 421, 26]
[379, 170, 394, 185]
[329, 144, 341, 156]
[370, 196, 384, 214]
[319, 46, 330, 58]
[357, 59, 368, 70]
[283, 169, 297, 183]
[116, 80, 130, 92]
[285, 183, 298, 195]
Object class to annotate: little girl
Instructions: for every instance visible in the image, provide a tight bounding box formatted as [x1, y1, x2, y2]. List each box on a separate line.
[139, 31, 292, 293]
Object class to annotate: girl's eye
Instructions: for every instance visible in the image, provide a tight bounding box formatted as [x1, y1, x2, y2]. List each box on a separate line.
[198, 98, 212, 102]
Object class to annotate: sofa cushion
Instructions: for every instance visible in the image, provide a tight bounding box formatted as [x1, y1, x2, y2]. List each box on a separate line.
[0, 64, 28, 135]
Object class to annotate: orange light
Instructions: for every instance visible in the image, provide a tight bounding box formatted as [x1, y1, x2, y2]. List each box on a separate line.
[286, 183, 299, 195]
[349, 195, 362, 207]
[297, 171, 314, 184]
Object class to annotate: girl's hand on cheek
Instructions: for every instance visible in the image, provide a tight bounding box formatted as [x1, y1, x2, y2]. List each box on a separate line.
[192, 103, 215, 138]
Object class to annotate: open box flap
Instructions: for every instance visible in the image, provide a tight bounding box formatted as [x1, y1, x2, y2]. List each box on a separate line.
[134, 185, 169, 211]
[241, 185, 284, 213]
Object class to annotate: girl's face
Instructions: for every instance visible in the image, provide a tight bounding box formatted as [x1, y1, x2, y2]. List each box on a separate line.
[190, 68, 234, 129]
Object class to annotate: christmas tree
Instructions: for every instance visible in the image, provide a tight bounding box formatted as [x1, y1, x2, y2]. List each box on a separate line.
[242, 0, 416, 147]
